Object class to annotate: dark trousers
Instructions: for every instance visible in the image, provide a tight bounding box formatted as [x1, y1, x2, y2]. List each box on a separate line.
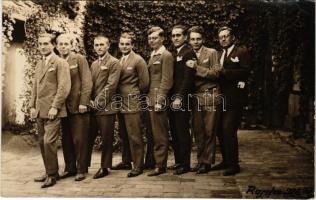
[37, 118, 60, 176]
[193, 105, 219, 165]
[61, 113, 90, 173]
[118, 112, 144, 169]
[169, 110, 191, 168]
[149, 110, 169, 168]
[87, 114, 115, 168]
[217, 107, 242, 168]
[143, 111, 155, 167]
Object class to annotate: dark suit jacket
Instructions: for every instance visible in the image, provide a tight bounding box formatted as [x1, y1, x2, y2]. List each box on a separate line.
[219, 45, 251, 107]
[66, 52, 93, 114]
[171, 44, 196, 107]
[118, 50, 149, 113]
[147, 46, 174, 107]
[90, 52, 122, 115]
[194, 46, 222, 106]
[30, 53, 71, 118]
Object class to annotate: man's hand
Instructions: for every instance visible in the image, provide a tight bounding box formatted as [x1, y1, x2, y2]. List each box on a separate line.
[48, 107, 58, 120]
[186, 60, 196, 69]
[30, 108, 37, 119]
[79, 105, 88, 113]
[171, 98, 182, 110]
[89, 100, 96, 109]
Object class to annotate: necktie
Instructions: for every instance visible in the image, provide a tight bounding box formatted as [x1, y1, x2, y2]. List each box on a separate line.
[121, 56, 126, 66]
[220, 49, 226, 66]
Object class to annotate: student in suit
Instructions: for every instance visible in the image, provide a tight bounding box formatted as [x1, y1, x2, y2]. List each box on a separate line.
[146, 27, 174, 176]
[87, 35, 122, 179]
[56, 34, 92, 181]
[30, 33, 71, 188]
[186, 26, 222, 174]
[114, 32, 149, 177]
[212, 26, 251, 176]
[168, 25, 196, 175]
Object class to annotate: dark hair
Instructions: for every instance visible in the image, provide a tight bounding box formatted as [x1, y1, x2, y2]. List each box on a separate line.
[218, 26, 233, 36]
[38, 33, 56, 44]
[188, 26, 205, 38]
[147, 26, 164, 37]
[172, 24, 187, 35]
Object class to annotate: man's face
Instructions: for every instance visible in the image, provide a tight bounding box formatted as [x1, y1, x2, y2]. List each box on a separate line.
[218, 29, 234, 48]
[119, 37, 133, 55]
[38, 36, 54, 56]
[56, 37, 72, 56]
[148, 31, 163, 50]
[94, 37, 109, 56]
[189, 32, 203, 51]
[171, 28, 186, 48]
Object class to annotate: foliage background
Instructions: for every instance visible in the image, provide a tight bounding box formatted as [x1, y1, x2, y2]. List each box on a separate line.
[19, 1, 315, 140]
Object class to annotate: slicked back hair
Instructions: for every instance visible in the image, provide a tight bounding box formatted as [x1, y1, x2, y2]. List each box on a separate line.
[188, 26, 205, 39]
[147, 26, 164, 37]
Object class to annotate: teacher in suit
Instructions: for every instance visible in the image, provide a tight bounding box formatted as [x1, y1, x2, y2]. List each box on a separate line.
[115, 32, 149, 177]
[87, 35, 122, 179]
[56, 34, 92, 181]
[212, 26, 251, 176]
[186, 26, 222, 174]
[146, 27, 174, 176]
[168, 25, 196, 175]
[30, 33, 71, 188]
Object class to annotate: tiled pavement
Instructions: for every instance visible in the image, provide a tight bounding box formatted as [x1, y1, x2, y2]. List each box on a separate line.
[1, 130, 314, 198]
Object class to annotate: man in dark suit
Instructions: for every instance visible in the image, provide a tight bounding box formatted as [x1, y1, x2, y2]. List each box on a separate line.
[186, 26, 222, 174]
[56, 34, 92, 181]
[114, 32, 149, 177]
[30, 33, 71, 188]
[168, 25, 196, 175]
[212, 26, 251, 176]
[87, 35, 122, 179]
[146, 27, 174, 176]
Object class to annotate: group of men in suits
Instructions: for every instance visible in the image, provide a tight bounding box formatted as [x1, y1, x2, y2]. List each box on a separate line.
[29, 25, 250, 188]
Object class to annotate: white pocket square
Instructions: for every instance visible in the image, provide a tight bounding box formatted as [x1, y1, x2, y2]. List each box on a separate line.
[48, 68, 55, 72]
[127, 67, 133, 70]
[202, 58, 209, 63]
[100, 65, 108, 70]
[153, 61, 161, 65]
[69, 64, 78, 69]
[176, 56, 183, 62]
[230, 57, 239, 62]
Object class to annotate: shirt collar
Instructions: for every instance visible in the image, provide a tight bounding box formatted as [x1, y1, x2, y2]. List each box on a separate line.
[99, 52, 108, 61]
[226, 44, 235, 56]
[176, 44, 185, 53]
[122, 50, 132, 60]
[194, 46, 203, 54]
[44, 52, 54, 65]
[151, 45, 166, 57]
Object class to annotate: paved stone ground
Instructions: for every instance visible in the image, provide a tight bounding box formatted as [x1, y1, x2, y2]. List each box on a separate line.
[1, 130, 314, 198]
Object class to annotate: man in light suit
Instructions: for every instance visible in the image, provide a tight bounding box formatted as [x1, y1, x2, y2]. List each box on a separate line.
[56, 34, 92, 181]
[87, 35, 122, 179]
[30, 33, 71, 188]
[212, 26, 251, 176]
[146, 27, 174, 176]
[168, 25, 196, 175]
[114, 32, 149, 177]
[186, 26, 222, 174]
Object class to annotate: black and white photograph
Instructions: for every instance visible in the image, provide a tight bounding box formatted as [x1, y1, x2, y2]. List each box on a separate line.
[1, 0, 315, 198]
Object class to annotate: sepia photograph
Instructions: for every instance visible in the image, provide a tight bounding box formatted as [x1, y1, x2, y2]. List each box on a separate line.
[1, 0, 315, 198]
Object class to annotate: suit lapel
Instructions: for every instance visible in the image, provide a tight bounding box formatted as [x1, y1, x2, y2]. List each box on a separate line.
[123, 51, 135, 69]
[95, 53, 110, 80]
[67, 52, 77, 65]
[39, 53, 56, 82]
[198, 46, 207, 65]
[148, 54, 160, 66]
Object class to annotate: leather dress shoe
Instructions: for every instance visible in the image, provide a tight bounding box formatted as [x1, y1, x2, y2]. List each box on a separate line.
[173, 166, 190, 175]
[75, 173, 86, 181]
[127, 168, 143, 178]
[93, 168, 109, 179]
[196, 164, 211, 174]
[190, 163, 201, 172]
[34, 174, 47, 182]
[111, 162, 132, 170]
[211, 162, 227, 171]
[167, 163, 181, 170]
[60, 171, 76, 179]
[147, 167, 166, 176]
[41, 176, 57, 188]
[223, 166, 240, 176]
